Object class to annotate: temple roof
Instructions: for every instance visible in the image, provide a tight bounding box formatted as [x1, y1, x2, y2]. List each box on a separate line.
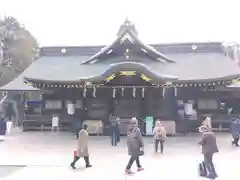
[23, 52, 239, 82]
[1, 41, 240, 90]
[0, 20, 240, 90]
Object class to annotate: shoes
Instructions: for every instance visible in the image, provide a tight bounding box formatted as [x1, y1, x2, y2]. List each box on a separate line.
[137, 167, 144, 171]
[70, 164, 92, 169]
[86, 164, 92, 168]
[125, 169, 134, 174]
[206, 174, 216, 179]
[70, 163, 76, 170]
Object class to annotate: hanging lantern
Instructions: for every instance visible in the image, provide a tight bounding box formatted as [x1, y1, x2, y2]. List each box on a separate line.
[113, 88, 116, 98]
[162, 88, 165, 97]
[174, 87, 177, 97]
[121, 87, 124, 97]
[141, 88, 145, 98]
[93, 87, 96, 97]
[83, 88, 86, 97]
[133, 87, 136, 98]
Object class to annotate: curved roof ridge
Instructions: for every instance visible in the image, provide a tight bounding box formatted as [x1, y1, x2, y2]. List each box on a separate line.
[81, 20, 175, 65]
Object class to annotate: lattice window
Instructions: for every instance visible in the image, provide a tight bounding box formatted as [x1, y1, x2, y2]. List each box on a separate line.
[45, 100, 62, 109]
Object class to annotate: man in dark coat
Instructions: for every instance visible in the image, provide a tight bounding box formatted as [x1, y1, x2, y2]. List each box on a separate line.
[198, 126, 218, 179]
[109, 115, 119, 146]
[0, 117, 6, 141]
[5, 103, 15, 122]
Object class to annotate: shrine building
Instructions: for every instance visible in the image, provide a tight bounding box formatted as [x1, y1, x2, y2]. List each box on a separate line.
[1, 20, 240, 135]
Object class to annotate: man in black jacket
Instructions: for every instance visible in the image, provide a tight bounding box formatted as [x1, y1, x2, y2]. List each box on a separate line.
[109, 114, 120, 146]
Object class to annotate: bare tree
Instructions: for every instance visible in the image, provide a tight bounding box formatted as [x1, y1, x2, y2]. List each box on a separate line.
[0, 16, 39, 86]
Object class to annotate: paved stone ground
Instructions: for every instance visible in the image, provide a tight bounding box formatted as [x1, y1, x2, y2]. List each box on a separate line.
[0, 128, 239, 179]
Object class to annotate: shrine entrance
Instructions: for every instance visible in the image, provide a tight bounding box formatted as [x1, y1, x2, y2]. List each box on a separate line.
[101, 70, 166, 134]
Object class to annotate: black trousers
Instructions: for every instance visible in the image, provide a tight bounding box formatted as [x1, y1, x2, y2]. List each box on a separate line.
[111, 132, 117, 146]
[71, 156, 90, 166]
[203, 153, 217, 177]
[232, 137, 239, 146]
[126, 156, 141, 170]
[155, 139, 164, 153]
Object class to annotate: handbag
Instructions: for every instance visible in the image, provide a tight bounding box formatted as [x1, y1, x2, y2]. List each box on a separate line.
[139, 149, 144, 156]
[139, 147, 144, 156]
[73, 150, 77, 159]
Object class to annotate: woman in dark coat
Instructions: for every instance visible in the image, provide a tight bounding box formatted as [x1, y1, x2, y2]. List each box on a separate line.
[198, 126, 218, 179]
[0, 117, 6, 141]
[125, 117, 144, 174]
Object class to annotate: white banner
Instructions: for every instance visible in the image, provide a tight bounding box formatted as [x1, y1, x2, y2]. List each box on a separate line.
[67, 103, 75, 115]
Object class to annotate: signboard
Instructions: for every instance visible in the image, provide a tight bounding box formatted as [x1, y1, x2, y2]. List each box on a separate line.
[145, 116, 154, 135]
[105, 72, 152, 83]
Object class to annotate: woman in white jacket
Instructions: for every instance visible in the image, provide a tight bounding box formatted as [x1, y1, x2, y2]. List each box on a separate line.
[153, 120, 166, 153]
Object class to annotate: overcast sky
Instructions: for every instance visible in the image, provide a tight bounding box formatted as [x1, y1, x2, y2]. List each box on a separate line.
[1, 0, 240, 46]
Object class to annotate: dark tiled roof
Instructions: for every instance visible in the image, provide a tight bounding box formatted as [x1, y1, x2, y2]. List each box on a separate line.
[1, 42, 240, 90]
[27, 52, 240, 82]
[40, 42, 223, 56]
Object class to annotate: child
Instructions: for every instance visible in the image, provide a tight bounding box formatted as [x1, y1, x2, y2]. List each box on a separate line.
[153, 120, 166, 153]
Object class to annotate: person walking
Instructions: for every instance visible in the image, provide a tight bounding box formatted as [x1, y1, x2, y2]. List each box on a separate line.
[153, 120, 166, 153]
[230, 118, 240, 147]
[198, 125, 218, 179]
[109, 115, 119, 146]
[70, 124, 92, 169]
[125, 117, 144, 174]
[116, 117, 121, 143]
[0, 116, 6, 141]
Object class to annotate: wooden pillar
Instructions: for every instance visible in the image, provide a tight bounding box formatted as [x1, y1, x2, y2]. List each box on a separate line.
[82, 88, 87, 121]
[163, 87, 179, 121]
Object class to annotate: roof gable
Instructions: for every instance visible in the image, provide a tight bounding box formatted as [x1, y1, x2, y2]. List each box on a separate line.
[80, 20, 175, 65]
